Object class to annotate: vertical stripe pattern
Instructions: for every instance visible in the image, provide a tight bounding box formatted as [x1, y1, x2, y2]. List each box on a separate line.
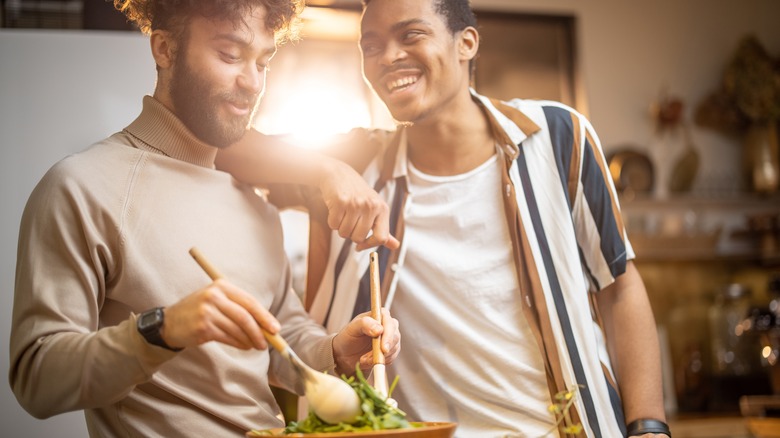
[517, 147, 602, 437]
[580, 137, 626, 281]
[306, 90, 634, 437]
[543, 106, 576, 210]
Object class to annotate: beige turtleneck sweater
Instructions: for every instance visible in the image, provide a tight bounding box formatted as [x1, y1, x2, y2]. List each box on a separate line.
[9, 96, 336, 437]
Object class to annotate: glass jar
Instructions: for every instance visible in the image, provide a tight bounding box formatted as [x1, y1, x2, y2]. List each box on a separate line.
[708, 283, 771, 411]
[755, 275, 780, 394]
[667, 293, 711, 413]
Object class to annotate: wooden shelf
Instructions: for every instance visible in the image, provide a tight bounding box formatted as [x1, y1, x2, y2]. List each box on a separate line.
[620, 194, 780, 262]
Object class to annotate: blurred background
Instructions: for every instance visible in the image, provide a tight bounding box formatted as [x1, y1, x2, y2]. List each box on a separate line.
[1, 0, 779, 436]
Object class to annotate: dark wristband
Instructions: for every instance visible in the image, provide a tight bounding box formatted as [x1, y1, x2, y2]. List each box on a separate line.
[137, 307, 182, 352]
[626, 419, 671, 437]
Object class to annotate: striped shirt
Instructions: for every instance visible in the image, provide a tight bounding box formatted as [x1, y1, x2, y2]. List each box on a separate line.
[293, 89, 633, 437]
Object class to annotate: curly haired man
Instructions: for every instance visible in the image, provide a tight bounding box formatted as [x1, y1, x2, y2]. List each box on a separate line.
[8, 1, 400, 436]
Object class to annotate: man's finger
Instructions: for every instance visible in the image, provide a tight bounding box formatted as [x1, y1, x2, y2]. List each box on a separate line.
[209, 319, 255, 350]
[355, 207, 399, 251]
[213, 294, 268, 350]
[350, 214, 373, 245]
[380, 308, 398, 353]
[217, 280, 280, 335]
[326, 203, 346, 232]
[337, 209, 361, 240]
[355, 233, 400, 251]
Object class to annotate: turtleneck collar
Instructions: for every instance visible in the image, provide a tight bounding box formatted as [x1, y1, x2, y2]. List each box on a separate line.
[123, 96, 219, 168]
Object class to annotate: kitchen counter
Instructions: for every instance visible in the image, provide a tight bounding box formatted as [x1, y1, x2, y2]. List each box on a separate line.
[668, 415, 750, 438]
[669, 414, 780, 438]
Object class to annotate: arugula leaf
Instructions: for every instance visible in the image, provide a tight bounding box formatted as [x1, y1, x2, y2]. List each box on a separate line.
[283, 366, 414, 434]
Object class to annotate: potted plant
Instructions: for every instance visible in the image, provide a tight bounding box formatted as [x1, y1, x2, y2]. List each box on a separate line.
[695, 35, 780, 194]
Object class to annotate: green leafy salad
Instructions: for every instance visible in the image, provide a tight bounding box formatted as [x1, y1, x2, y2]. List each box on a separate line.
[252, 366, 415, 435]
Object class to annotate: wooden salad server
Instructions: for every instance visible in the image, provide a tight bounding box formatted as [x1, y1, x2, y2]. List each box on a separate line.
[369, 251, 397, 407]
[188, 247, 360, 424]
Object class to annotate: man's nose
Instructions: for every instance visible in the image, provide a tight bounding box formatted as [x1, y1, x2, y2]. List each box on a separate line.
[379, 42, 407, 66]
[237, 64, 264, 95]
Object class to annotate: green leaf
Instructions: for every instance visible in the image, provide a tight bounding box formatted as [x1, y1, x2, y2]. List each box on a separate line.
[283, 365, 411, 434]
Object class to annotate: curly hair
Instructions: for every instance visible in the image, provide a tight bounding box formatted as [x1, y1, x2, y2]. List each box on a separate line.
[114, 0, 302, 44]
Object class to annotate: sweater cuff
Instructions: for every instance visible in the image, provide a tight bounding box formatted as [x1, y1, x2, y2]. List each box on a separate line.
[306, 333, 338, 375]
[128, 313, 180, 376]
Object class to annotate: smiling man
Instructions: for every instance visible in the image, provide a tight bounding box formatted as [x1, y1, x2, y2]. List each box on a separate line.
[8, 1, 401, 436]
[218, 0, 669, 437]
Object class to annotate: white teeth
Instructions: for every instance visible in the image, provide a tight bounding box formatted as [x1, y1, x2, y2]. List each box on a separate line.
[387, 76, 417, 91]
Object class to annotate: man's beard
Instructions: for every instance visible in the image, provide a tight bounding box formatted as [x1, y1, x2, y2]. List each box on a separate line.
[169, 55, 260, 149]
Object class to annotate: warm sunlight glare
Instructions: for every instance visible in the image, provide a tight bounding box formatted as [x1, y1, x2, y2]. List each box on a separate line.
[253, 77, 372, 149]
[251, 7, 384, 149]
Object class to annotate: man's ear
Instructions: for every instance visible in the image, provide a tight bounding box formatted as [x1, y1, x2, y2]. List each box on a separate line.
[150, 29, 175, 69]
[458, 26, 479, 62]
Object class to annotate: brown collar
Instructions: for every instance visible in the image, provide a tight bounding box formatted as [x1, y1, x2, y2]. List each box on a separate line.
[375, 91, 542, 185]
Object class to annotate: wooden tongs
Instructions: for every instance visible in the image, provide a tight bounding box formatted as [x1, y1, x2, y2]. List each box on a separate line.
[369, 251, 397, 407]
[189, 247, 361, 423]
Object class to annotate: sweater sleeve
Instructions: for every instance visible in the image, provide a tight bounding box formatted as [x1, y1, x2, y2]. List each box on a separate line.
[265, 256, 335, 395]
[8, 158, 176, 419]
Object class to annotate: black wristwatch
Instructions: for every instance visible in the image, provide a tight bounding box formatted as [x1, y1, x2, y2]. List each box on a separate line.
[137, 307, 182, 352]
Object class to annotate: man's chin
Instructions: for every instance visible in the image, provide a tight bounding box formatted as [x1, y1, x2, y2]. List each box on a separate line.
[388, 109, 417, 127]
[209, 119, 253, 149]
[216, 128, 253, 150]
[192, 129, 241, 149]
[213, 135, 245, 149]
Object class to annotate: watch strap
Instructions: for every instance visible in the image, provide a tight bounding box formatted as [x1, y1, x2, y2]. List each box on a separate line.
[137, 307, 182, 352]
[626, 418, 671, 437]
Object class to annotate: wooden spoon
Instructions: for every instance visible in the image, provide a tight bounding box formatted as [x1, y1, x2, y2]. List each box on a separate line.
[188, 247, 361, 424]
[369, 251, 397, 407]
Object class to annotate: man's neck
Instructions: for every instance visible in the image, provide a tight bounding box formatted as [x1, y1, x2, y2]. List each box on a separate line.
[406, 98, 495, 176]
[125, 96, 219, 168]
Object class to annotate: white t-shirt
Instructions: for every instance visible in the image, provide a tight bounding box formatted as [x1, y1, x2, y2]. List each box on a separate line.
[389, 154, 556, 437]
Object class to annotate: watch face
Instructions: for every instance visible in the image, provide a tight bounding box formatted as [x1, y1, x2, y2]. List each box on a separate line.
[139, 309, 161, 329]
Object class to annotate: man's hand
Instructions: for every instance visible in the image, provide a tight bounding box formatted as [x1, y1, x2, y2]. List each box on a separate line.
[317, 159, 400, 252]
[216, 130, 399, 251]
[332, 308, 400, 375]
[160, 279, 280, 351]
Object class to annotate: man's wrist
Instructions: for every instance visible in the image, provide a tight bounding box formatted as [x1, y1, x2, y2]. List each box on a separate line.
[137, 307, 182, 352]
[314, 156, 342, 190]
[626, 418, 671, 437]
[330, 334, 355, 377]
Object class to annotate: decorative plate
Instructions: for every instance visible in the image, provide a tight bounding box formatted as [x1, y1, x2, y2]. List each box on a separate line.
[607, 149, 654, 194]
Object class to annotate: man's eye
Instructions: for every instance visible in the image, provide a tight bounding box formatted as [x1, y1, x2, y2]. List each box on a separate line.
[361, 44, 379, 56]
[403, 31, 423, 41]
[221, 52, 240, 62]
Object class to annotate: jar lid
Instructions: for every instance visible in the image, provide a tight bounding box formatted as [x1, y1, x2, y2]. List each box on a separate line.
[746, 306, 779, 331]
[719, 283, 751, 299]
[769, 274, 780, 295]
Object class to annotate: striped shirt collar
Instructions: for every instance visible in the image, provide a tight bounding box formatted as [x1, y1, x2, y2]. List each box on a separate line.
[384, 89, 543, 183]
[470, 88, 541, 149]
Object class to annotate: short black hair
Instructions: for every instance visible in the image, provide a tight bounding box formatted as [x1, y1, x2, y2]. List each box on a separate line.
[434, 0, 477, 35]
[362, 0, 476, 35]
